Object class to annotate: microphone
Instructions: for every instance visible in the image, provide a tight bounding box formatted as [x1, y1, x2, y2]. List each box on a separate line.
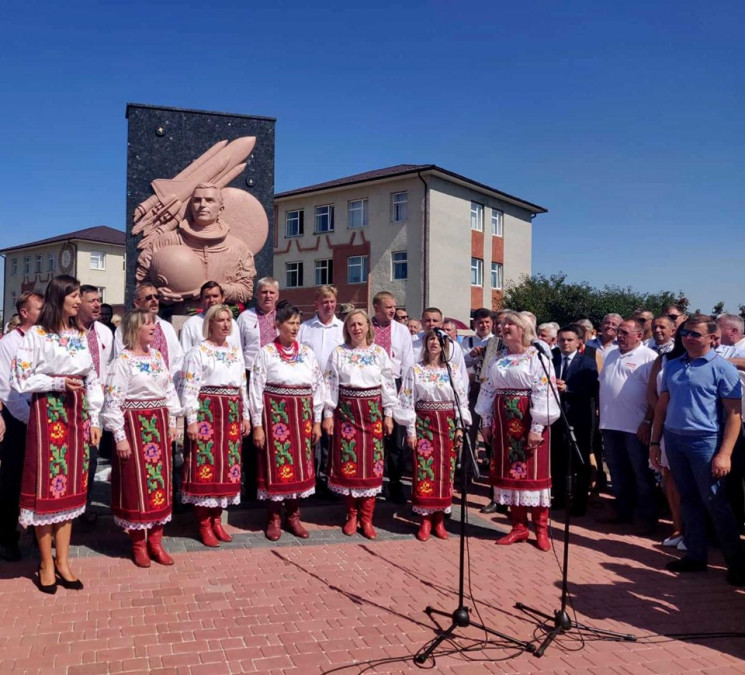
[531, 340, 550, 357]
[434, 328, 451, 342]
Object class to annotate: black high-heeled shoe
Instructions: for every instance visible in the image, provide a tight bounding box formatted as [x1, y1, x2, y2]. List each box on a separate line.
[54, 562, 84, 590]
[35, 564, 57, 595]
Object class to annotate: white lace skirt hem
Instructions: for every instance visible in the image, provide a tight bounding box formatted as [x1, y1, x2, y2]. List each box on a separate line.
[329, 484, 382, 498]
[181, 494, 241, 508]
[495, 488, 551, 508]
[114, 514, 172, 531]
[20, 505, 85, 527]
[412, 505, 453, 516]
[257, 487, 315, 502]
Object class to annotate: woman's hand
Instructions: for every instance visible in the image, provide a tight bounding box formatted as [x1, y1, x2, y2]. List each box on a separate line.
[90, 426, 102, 447]
[453, 428, 464, 449]
[383, 416, 394, 437]
[312, 422, 322, 445]
[253, 425, 265, 449]
[649, 445, 663, 472]
[116, 439, 132, 460]
[65, 377, 83, 392]
[168, 426, 177, 443]
[241, 419, 252, 437]
[406, 435, 417, 451]
[526, 431, 542, 452]
[186, 422, 198, 442]
[322, 417, 334, 436]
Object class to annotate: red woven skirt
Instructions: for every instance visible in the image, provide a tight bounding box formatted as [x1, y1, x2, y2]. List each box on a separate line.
[111, 398, 172, 528]
[328, 386, 385, 492]
[412, 401, 457, 512]
[20, 389, 91, 522]
[258, 383, 315, 498]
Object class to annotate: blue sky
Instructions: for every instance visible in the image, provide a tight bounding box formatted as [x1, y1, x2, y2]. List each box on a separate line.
[1, 0, 743, 314]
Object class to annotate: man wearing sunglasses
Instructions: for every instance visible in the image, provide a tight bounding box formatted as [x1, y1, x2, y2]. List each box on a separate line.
[651, 315, 745, 585]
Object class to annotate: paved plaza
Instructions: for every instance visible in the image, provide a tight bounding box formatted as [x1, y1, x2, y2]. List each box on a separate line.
[0, 478, 744, 674]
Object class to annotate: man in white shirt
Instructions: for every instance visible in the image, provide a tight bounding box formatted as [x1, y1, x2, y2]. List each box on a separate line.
[298, 286, 344, 497]
[461, 309, 492, 463]
[237, 277, 279, 372]
[598, 318, 658, 533]
[371, 292, 415, 504]
[0, 291, 43, 560]
[586, 313, 622, 362]
[649, 316, 675, 355]
[180, 281, 241, 353]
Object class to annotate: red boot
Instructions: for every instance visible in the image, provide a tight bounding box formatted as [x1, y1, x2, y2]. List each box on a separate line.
[496, 506, 529, 545]
[417, 515, 432, 542]
[532, 506, 551, 552]
[342, 496, 359, 536]
[147, 525, 174, 565]
[128, 529, 150, 568]
[432, 511, 448, 540]
[195, 506, 220, 547]
[285, 499, 309, 538]
[266, 501, 282, 541]
[358, 497, 377, 540]
[211, 508, 233, 543]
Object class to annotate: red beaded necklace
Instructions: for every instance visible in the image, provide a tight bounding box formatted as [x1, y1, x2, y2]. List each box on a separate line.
[274, 337, 299, 363]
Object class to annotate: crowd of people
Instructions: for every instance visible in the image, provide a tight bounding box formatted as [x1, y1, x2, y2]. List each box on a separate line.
[1, 274, 744, 593]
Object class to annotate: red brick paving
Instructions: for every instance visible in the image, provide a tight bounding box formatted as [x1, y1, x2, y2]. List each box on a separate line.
[1, 501, 744, 674]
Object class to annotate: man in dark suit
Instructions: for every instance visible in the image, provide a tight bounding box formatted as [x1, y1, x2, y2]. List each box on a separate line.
[551, 324, 599, 516]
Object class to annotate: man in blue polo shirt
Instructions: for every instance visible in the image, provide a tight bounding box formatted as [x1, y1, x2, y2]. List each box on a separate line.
[651, 314, 745, 585]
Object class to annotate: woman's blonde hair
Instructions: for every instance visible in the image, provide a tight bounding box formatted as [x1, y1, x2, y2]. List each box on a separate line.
[202, 304, 233, 339]
[342, 309, 375, 346]
[500, 310, 535, 348]
[121, 309, 153, 350]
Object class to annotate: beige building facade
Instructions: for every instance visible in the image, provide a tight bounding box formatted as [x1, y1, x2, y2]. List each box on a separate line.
[274, 165, 545, 323]
[1, 226, 126, 324]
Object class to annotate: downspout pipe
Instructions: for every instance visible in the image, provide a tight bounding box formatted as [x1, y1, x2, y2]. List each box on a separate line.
[417, 171, 429, 309]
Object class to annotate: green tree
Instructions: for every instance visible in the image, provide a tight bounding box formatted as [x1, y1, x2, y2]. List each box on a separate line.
[503, 273, 684, 328]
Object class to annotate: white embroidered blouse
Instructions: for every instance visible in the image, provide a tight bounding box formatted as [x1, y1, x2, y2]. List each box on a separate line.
[248, 342, 325, 426]
[101, 348, 182, 442]
[323, 343, 398, 419]
[394, 362, 472, 437]
[474, 347, 560, 432]
[11, 326, 103, 427]
[180, 341, 250, 424]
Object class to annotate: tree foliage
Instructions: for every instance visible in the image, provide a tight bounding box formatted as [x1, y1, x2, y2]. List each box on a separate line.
[503, 273, 686, 328]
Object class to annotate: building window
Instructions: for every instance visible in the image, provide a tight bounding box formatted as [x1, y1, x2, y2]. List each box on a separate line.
[491, 262, 503, 289]
[97, 287, 106, 302]
[491, 209, 504, 237]
[314, 259, 333, 286]
[90, 251, 106, 270]
[48, 253, 56, 273]
[315, 205, 335, 233]
[471, 257, 483, 286]
[285, 210, 304, 238]
[35, 255, 42, 274]
[391, 251, 408, 280]
[10, 291, 16, 307]
[470, 202, 484, 231]
[286, 261, 303, 288]
[348, 199, 368, 228]
[23, 256, 30, 275]
[10, 258, 17, 277]
[391, 192, 408, 222]
[347, 256, 369, 284]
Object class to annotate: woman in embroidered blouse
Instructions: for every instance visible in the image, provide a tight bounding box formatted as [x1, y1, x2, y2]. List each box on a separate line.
[395, 329, 470, 542]
[323, 310, 397, 538]
[180, 304, 251, 547]
[249, 301, 324, 541]
[475, 311, 560, 551]
[11, 275, 103, 593]
[101, 310, 181, 568]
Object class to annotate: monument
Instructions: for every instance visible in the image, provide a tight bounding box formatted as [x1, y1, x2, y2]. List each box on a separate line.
[125, 104, 275, 311]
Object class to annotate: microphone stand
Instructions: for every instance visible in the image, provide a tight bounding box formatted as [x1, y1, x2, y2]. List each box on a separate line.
[414, 332, 535, 664]
[515, 343, 636, 656]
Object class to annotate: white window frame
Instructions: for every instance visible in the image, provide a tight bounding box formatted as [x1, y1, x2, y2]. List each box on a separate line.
[90, 251, 106, 270]
[48, 253, 56, 273]
[471, 257, 484, 286]
[315, 205, 335, 233]
[491, 262, 503, 290]
[314, 259, 333, 286]
[391, 192, 408, 222]
[470, 202, 484, 231]
[23, 256, 30, 275]
[347, 255, 369, 284]
[285, 261, 304, 288]
[491, 209, 504, 237]
[391, 251, 408, 280]
[285, 209, 304, 238]
[10, 258, 17, 277]
[347, 199, 368, 229]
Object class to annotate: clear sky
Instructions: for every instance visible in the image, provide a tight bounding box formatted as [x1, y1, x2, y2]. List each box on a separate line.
[1, 0, 743, 315]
